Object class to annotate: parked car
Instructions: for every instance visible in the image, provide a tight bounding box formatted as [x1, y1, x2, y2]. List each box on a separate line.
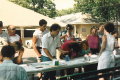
[25, 40, 32, 49]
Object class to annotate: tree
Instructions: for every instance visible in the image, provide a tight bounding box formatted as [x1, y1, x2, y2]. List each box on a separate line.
[74, 0, 120, 22]
[9, 0, 57, 18]
[56, 8, 76, 16]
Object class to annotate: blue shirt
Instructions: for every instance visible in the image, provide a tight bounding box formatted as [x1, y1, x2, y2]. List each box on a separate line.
[0, 60, 28, 80]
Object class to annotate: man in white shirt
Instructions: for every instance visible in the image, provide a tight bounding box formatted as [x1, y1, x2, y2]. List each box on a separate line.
[41, 24, 68, 80]
[32, 19, 48, 62]
[7, 25, 22, 43]
[7, 25, 23, 64]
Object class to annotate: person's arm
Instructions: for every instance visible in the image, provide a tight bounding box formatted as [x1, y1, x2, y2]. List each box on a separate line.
[43, 48, 54, 60]
[19, 38, 22, 44]
[60, 34, 66, 39]
[99, 35, 107, 55]
[32, 36, 41, 57]
[57, 47, 69, 54]
[16, 47, 24, 64]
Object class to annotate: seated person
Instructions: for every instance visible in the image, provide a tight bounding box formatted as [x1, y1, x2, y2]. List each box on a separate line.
[10, 41, 24, 64]
[0, 45, 28, 80]
[7, 25, 23, 64]
[81, 40, 97, 72]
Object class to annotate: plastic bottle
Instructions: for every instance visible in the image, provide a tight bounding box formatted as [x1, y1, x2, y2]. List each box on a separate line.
[65, 55, 70, 61]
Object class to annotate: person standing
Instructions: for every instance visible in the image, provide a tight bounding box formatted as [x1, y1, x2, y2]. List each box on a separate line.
[41, 23, 68, 80]
[97, 22, 115, 80]
[60, 24, 75, 43]
[0, 21, 9, 46]
[0, 45, 28, 80]
[86, 26, 100, 54]
[32, 19, 48, 62]
[98, 24, 104, 46]
[0, 21, 9, 62]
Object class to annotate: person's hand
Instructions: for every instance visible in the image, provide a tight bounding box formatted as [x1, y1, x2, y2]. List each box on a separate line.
[88, 53, 92, 56]
[84, 54, 88, 57]
[0, 55, 3, 63]
[38, 54, 42, 58]
[18, 47, 24, 56]
[62, 51, 69, 54]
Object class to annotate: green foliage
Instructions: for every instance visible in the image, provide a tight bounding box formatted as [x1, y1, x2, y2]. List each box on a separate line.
[56, 8, 76, 16]
[74, 0, 120, 22]
[9, 0, 56, 18]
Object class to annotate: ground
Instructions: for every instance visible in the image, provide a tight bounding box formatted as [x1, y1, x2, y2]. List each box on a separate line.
[23, 47, 37, 63]
[22, 48, 41, 80]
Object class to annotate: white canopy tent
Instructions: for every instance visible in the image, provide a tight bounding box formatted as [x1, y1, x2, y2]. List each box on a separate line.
[0, 0, 66, 27]
[55, 12, 97, 24]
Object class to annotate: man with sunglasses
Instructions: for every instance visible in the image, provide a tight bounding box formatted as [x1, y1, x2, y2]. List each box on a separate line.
[7, 25, 22, 43]
[7, 25, 23, 64]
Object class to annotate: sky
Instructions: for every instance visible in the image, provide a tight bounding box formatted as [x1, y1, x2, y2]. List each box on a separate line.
[52, 0, 75, 10]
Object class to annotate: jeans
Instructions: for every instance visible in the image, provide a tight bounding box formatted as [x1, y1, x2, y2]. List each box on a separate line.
[41, 56, 56, 80]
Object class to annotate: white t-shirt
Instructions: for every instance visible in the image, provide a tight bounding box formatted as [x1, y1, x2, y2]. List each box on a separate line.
[41, 32, 61, 57]
[9, 34, 20, 43]
[33, 29, 48, 47]
[0, 31, 9, 45]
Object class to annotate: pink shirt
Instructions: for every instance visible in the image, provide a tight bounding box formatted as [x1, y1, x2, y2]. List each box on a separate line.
[87, 35, 99, 49]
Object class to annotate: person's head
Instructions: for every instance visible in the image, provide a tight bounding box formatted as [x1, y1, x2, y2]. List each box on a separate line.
[98, 24, 104, 32]
[50, 23, 61, 37]
[66, 24, 74, 33]
[90, 26, 97, 35]
[81, 40, 89, 50]
[0, 21, 3, 31]
[7, 25, 16, 35]
[39, 19, 47, 31]
[104, 22, 115, 34]
[69, 42, 81, 53]
[112, 30, 118, 38]
[1, 45, 15, 58]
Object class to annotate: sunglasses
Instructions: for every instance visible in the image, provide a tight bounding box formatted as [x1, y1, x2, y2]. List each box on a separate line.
[9, 28, 16, 30]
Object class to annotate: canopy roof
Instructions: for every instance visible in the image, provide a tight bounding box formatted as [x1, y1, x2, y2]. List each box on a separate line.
[55, 12, 98, 24]
[0, 0, 66, 27]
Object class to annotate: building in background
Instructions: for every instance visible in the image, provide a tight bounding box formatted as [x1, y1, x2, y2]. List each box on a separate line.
[0, 0, 66, 47]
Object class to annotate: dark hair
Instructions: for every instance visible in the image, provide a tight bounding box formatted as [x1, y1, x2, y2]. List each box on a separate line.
[0, 21, 3, 27]
[104, 22, 114, 33]
[39, 19, 47, 26]
[50, 23, 61, 32]
[112, 30, 118, 35]
[90, 26, 97, 34]
[1, 45, 15, 58]
[81, 40, 89, 49]
[69, 42, 81, 52]
[66, 24, 74, 30]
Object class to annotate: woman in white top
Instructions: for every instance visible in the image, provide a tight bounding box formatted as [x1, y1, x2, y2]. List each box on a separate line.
[97, 22, 115, 80]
